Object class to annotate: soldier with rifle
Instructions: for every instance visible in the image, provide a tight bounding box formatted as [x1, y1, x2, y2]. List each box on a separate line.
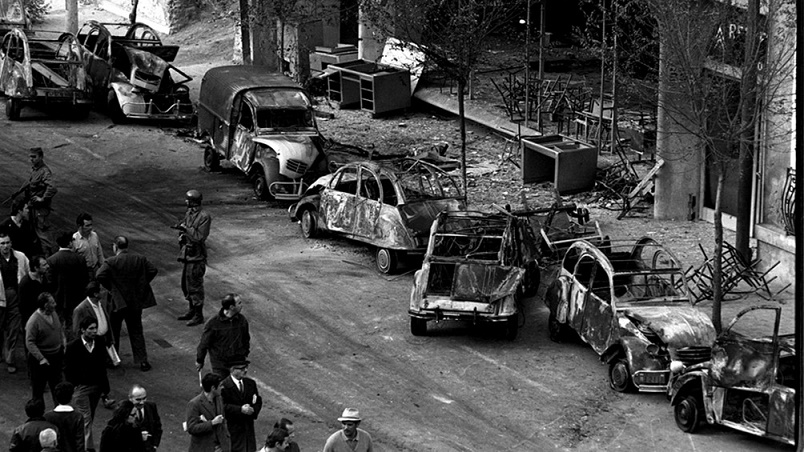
[5, 148, 57, 255]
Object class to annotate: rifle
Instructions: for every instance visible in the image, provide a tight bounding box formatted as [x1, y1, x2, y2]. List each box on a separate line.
[1, 188, 23, 206]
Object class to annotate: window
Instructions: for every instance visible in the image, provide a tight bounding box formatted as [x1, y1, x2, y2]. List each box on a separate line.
[332, 167, 358, 194]
[358, 168, 380, 201]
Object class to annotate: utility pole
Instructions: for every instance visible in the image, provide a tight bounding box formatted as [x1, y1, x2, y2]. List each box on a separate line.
[66, 0, 78, 35]
[240, 0, 252, 64]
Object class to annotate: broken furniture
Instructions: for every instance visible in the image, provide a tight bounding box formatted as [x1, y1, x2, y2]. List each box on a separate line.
[309, 44, 358, 72]
[520, 135, 597, 195]
[597, 159, 664, 220]
[782, 167, 796, 235]
[572, 94, 614, 145]
[327, 60, 411, 116]
[679, 241, 790, 304]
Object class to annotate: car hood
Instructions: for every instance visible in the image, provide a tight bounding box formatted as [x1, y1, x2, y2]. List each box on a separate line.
[253, 135, 319, 175]
[621, 306, 716, 348]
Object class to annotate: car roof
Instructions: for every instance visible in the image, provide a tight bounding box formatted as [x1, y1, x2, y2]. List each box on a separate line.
[336, 158, 449, 177]
[199, 65, 303, 111]
[563, 237, 684, 274]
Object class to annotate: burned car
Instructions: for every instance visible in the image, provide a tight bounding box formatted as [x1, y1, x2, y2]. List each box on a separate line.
[76, 21, 193, 122]
[545, 237, 716, 392]
[669, 306, 795, 445]
[288, 159, 465, 273]
[408, 210, 541, 340]
[198, 65, 328, 201]
[0, 29, 92, 119]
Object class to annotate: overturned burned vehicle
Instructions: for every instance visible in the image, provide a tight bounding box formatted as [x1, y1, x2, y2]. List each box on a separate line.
[198, 65, 328, 201]
[669, 306, 795, 445]
[0, 29, 92, 119]
[289, 159, 465, 273]
[408, 210, 541, 340]
[545, 238, 716, 392]
[76, 21, 192, 122]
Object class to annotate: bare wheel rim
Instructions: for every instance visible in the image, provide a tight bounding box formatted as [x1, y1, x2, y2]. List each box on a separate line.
[610, 360, 630, 391]
[675, 395, 701, 432]
[376, 248, 393, 273]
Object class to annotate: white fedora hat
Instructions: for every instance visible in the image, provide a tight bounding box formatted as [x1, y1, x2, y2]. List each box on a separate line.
[338, 408, 362, 422]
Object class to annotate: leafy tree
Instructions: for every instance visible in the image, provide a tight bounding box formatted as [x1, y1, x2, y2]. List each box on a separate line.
[26, 0, 49, 24]
[359, 0, 525, 202]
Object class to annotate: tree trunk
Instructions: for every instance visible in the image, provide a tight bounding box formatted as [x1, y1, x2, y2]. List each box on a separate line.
[239, 0, 252, 65]
[735, 0, 760, 261]
[458, 77, 468, 204]
[711, 164, 725, 333]
[66, 0, 78, 35]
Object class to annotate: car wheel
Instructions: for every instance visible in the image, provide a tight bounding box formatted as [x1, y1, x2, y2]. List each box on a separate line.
[253, 172, 269, 200]
[504, 315, 518, 341]
[609, 357, 636, 392]
[203, 146, 221, 172]
[6, 98, 21, 120]
[548, 312, 566, 342]
[410, 317, 427, 336]
[675, 392, 704, 433]
[375, 248, 398, 274]
[300, 209, 318, 238]
[107, 90, 126, 124]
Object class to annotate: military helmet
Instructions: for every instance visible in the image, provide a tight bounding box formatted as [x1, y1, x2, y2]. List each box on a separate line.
[186, 189, 203, 205]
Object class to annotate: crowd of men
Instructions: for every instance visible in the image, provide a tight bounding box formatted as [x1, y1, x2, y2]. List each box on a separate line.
[3, 148, 375, 451]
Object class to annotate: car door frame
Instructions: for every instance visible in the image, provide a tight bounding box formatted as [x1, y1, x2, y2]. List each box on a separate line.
[352, 166, 384, 241]
[320, 165, 359, 236]
[229, 96, 257, 173]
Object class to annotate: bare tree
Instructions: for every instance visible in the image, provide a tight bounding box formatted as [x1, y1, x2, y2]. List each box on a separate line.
[359, 0, 525, 202]
[647, 0, 796, 331]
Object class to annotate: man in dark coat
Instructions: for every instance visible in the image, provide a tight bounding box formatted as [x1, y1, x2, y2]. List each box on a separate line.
[220, 359, 262, 452]
[186, 372, 230, 452]
[10, 397, 59, 452]
[47, 231, 88, 335]
[18, 255, 48, 326]
[64, 316, 110, 452]
[96, 236, 158, 372]
[129, 384, 163, 452]
[43, 382, 85, 452]
[196, 294, 250, 378]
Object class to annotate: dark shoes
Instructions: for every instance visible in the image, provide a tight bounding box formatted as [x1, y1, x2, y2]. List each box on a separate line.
[140, 361, 152, 372]
[177, 310, 195, 321]
[186, 316, 204, 327]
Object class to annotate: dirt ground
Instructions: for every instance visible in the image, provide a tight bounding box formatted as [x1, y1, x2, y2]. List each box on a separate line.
[0, 5, 792, 452]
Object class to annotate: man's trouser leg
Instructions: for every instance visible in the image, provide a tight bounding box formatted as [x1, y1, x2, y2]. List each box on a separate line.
[178, 263, 195, 320]
[32, 206, 54, 255]
[185, 261, 206, 326]
[3, 296, 22, 369]
[125, 307, 148, 364]
[74, 384, 101, 451]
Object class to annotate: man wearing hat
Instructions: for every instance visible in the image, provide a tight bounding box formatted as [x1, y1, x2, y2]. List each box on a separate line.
[323, 408, 373, 452]
[196, 293, 250, 378]
[220, 359, 262, 452]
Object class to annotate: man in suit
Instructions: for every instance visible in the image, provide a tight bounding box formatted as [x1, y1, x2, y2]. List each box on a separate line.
[186, 372, 230, 452]
[43, 382, 85, 452]
[129, 384, 162, 452]
[48, 231, 88, 336]
[220, 359, 262, 452]
[9, 398, 58, 452]
[96, 236, 158, 372]
[64, 316, 110, 452]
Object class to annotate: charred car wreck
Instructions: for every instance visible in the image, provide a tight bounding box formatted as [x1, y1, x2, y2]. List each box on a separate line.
[669, 306, 795, 445]
[408, 210, 541, 340]
[0, 29, 92, 119]
[546, 237, 716, 392]
[289, 159, 465, 273]
[76, 21, 192, 122]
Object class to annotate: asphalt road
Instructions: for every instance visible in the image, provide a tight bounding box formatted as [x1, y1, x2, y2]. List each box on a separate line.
[0, 98, 794, 452]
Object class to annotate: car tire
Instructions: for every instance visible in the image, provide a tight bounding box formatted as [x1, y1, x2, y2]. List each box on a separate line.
[375, 248, 398, 274]
[548, 312, 567, 342]
[674, 392, 704, 433]
[520, 261, 541, 297]
[504, 315, 518, 341]
[410, 317, 427, 336]
[203, 146, 221, 172]
[107, 90, 126, 124]
[300, 209, 318, 238]
[6, 98, 21, 120]
[253, 171, 269, 200]
[609, 357, 636, 393]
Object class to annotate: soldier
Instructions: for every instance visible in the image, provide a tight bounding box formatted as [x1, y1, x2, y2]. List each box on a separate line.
[174, 189, 212, 327]
[14, 147, 57, 255]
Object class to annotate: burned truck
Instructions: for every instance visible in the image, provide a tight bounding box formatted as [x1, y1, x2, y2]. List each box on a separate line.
[76, 21, 192, 122]
[0, 29, 92, 119]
